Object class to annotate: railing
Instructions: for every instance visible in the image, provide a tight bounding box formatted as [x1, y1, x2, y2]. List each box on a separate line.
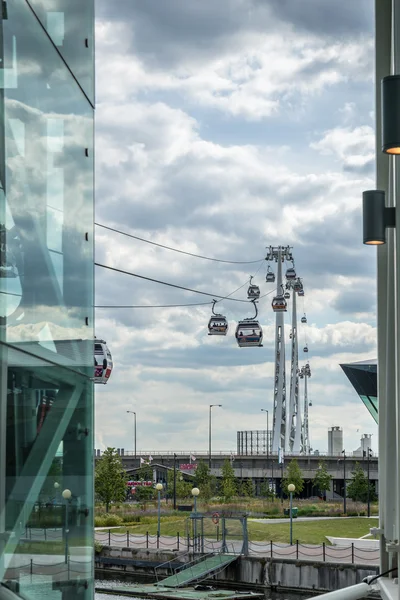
[94, 530, 380, 565]
[154, 549, 191, 583]
[95, 450, 378, 458]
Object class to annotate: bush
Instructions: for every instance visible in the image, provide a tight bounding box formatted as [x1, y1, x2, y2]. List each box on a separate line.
[95, 514, 123, 527]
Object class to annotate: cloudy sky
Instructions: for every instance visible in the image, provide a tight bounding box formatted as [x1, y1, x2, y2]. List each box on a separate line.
[93, 0, 378, 455]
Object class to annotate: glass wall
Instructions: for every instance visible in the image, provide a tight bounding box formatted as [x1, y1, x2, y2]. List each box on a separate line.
[0, 0, 94, 599]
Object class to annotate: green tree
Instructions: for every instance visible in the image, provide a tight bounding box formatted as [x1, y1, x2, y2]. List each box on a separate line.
[347, 463, 377, 503]
[136, 461, 153, 482]
[239, 478, 254, 498]
[281, 459, 304, 497]
[313, 461, 332, 497]
[95, 447, 127, 512]
[221, 459, 237, 501]
[167, 470, 192, 500]
[193, 460, 214, 501]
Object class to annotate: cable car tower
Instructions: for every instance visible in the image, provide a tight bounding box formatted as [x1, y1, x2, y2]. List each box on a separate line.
[299, 363, 311, 454]
[285, 277, 302, 453]
[266, 245, 293, 453]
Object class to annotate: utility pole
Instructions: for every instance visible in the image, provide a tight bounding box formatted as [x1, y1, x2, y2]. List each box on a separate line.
[342, 450, 347, 515]
[173, 453, 177, 510]
[209, 404, 222, 468]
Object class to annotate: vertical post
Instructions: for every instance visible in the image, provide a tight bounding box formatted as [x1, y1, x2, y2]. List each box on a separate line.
[146, 531, 149, 549]
[177, 531, 180, 550]
[134, 412, 137, 459]
[108, 528, 111, 547]
[367, 449, 371, 518]
[342, 451, 347, 515]
[323, 542, 326, 562]
[173, 453, 177, 510]
[351, 542, 354, 564]
[209, 405, 212, 469]
[64, 502, 69, 564]
[280, 463, 284, 504]
[127, 530, 129, 548]
[157, 488, 161, 538]
[289, 491, 293, 545]
[375, 0, 392, 575]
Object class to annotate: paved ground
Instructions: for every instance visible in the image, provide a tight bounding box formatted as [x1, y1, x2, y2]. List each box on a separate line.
[250, 516, 379, 524]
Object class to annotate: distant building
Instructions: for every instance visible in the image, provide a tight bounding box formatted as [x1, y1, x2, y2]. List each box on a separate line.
[328, 426, 343, 455]
[340, 359, 378, 423]
[237, 430, 271, 455]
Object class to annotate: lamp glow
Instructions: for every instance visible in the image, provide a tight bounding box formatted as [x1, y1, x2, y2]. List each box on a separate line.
[191, 487, 200, 496]
[288, 483, 295, 492]
[62, 489, 72, 500]
[155, 483, 163, 491]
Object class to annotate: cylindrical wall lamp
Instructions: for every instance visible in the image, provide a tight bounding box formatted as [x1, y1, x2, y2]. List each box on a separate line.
[363, 190, 395, 245]
[382, 75, 400, 154]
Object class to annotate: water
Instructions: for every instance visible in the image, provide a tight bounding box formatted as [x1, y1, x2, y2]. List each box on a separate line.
[94, 579, 317, 600]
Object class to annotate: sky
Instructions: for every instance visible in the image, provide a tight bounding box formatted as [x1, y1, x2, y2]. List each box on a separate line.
[93, 0, 378, 455]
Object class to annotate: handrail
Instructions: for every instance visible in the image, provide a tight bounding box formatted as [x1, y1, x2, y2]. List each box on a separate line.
[154, 549, 192, 583]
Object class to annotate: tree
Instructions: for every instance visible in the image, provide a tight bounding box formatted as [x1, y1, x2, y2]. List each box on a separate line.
[167, 469, 192, 500]
[221, 459, 237, 501]
[95, 447, 127, 512]
[347, 463, 377, 503]
[193, 460, 214, 501]
[239, 479, 254, 498]
[313, 461, 332, 498]
[281, 459, 304, 497]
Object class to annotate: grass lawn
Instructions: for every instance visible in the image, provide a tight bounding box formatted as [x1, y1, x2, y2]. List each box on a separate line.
[110, 517, 378, 545]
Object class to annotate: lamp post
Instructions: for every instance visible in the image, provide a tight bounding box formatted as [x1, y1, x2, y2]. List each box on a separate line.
[288, 483, 295, 545]
[341, 450, 347, 515]
[364, 447, 373, 518]
[62, 489, 72, 564]
[261, 408, 269, 464]
[126, 410, 137, 458]
[209, 405, 222, 468]
[173, 453, 177, 510]
[192, 487, 200, 549]
[156, 483, 163, 538]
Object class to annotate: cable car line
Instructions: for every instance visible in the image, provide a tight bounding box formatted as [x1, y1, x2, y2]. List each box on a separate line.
[95, 262, 251, 302]
[95, 223, 265, 265]
[95, 301, 213, 308]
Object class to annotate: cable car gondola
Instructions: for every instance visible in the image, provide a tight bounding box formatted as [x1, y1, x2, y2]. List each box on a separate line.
[208, 300, 228, 336]
[94, 338, 113, 384]
[298, 289, 304, 297]
[272, 289, 287, 313]
[285, 266, 296, 280]
[266, 266, 275, 283]
[284, 291, 290, 299]
[247, 276, 260, 300]
[235, 300, 263, 348]
[301, 314, 307, 324]
[293, 279, 303, 292]
[303, 344, 309, 353]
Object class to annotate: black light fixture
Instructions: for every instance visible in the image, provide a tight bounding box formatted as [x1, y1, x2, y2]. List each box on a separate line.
[362, 190, 395, 245]
[382, 75, 400, 154]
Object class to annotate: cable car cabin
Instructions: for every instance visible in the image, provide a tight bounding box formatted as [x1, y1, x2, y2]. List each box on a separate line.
[301, 315, 307, 324]
[266, 270, 275, 283]
[298, 289, 304, 297]
[94, 339, 113, 384]
[293, 280, 303, 292]
[284, 291, 290, 299]
[208, 315, 228, 335]
[235, 320, 263, 347]
[272, 295, 287, 312]
[247, 284, 260, 300]
[303, 345, 309, 353]
[285, 267, 296, 280]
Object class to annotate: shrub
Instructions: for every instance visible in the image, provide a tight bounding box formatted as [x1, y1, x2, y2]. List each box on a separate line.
[95, 514, 123, 527]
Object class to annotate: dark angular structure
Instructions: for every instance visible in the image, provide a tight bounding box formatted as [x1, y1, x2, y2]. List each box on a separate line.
[340, 359, 378, 424]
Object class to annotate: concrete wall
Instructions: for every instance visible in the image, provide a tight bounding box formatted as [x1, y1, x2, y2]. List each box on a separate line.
[96, 547, 379, 593]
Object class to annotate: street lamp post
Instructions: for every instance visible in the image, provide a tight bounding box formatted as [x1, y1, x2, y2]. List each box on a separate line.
[209, 405, 222, 468]
[173, 453, 177, 510]
[62, 489, 72, 564]
[156, 483, 163, 539]
[192, 487, 200, 550]
[126, 411, 137, 458]
[341, 450, 346, 515]
[365, 448, 373, 518]
[288, 483, 295, 545]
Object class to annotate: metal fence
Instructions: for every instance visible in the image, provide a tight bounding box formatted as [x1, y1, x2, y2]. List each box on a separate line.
[94, 530, 380, 565]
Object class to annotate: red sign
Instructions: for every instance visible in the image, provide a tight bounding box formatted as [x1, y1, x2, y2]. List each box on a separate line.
[179, 464, 197, 471]
[127, 480, 153, 487]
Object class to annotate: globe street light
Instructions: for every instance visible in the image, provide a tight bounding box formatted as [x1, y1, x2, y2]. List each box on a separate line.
[62, 489, 72, 563]
[192, 487, 200, 550]
[288, 483, 295, 545]
[155, 483, 163, 539]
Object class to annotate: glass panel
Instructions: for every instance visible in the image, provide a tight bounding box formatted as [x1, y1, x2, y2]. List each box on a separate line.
[0, 1, 95, 599]
[27, 0, 94, 103]
[0, 341, 94, 599]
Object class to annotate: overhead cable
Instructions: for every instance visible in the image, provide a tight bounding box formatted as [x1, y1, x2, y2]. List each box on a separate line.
[95, 302, 212, 308]
[95, 222, 265, 265]
[95, 262, 251, 303]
